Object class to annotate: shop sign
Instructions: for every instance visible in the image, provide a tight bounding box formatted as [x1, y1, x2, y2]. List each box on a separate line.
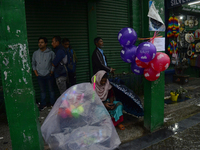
[167, 0, 196, 9]
[182, 4, 200, 13]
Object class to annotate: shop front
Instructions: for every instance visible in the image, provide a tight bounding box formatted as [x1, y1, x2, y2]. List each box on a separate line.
[165, 0, 200, 84]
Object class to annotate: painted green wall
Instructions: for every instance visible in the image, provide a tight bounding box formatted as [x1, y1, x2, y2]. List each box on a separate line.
[0, 0, 43, 149]
[142, 0, 165, 132]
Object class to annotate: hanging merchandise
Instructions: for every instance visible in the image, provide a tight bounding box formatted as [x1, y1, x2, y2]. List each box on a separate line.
[177, 31, 189, 49]
[187, 43, 195, 58]
[196, 55, 200, 68]
[180, 52, 186, 60]
[168, 40, 178, 54]
[167, 16, 179, 38]
[168, 40, 179, 65]
[179, 24, 185, 33]
[185, 33, 195, 44]
[194, 29, 200, 40]
[177, 23, 188, 49]
[196, 42, 200, 52]
[184, 17, 198, 28]
[191, 43, 195, 58]
[171, 50, 179, 65]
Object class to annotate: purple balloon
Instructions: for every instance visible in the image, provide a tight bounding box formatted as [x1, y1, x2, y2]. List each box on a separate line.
[120, 45, 137, 63]
[118, 27, 137, 47]
[136, 42, 157, 62]
[131, 62, 144, 75]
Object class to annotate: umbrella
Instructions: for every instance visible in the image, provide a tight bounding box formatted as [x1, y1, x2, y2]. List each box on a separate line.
[110, 81, 144, 117]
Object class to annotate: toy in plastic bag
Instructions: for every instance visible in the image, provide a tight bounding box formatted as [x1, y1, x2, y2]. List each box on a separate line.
[41, 83, 121, 150]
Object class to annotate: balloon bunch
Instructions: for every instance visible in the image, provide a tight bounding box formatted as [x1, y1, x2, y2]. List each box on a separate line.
[58, 87, 85, 119]
[118, 27, 170, 81]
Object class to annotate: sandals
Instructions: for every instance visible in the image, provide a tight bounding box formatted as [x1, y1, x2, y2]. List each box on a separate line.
[118, 124, 125, 130]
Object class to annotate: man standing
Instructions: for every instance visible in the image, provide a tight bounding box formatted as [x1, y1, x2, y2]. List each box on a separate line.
[32, 37, 55, 111]
[62, 38, 77, 87]
[92, 37, 115, 75]
[52, 36, 68, 94]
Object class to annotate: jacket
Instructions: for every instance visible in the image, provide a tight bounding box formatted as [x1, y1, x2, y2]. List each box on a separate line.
[92, 47, 111, 75]
[66, 48, 77, 73]
[32, 48, 55, 76]
[52, 45, 68, 78]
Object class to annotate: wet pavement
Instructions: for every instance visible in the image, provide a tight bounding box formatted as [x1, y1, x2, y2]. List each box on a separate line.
[1, 77, 200, 150]
[144, 122, 200, 150]
[117, 113, 200, 150]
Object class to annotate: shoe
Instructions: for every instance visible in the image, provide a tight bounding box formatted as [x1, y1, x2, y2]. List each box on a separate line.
[39, 105, 47, 111]
[36, 102, 40, 108]
[117, 124, 125, 130]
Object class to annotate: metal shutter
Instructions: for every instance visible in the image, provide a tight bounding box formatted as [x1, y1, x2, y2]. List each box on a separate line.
[25, 0, 89, 101]
[96, 0, 131, 73]
[132, 0, 142, 45]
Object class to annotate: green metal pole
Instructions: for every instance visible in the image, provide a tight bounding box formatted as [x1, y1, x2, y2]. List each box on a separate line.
[142, 0, 165, 132]
[0, 0, 43, 149]
[144, 72, 165, 131]
[88, 0, 97, 77]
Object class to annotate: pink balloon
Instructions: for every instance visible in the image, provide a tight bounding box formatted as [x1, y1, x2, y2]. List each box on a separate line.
[135, 57, 149, 68]
[144, 67, 160, 81]
[150, 52, 170, 72]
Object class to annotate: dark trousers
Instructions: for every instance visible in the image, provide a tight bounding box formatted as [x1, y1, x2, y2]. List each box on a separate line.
[67, 72, 76, 87]
[37, 74, 55, 106]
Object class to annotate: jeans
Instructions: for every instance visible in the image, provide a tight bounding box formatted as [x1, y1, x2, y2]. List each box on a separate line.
[67, 72, 76, 88]
[37, 74, 55, 106]
[56, 76, 68, 95]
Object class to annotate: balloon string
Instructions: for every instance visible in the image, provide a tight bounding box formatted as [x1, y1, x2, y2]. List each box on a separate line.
[93, 76, 96, 90]
[92, 75, 96, 102]
[138, 31, 162, 44]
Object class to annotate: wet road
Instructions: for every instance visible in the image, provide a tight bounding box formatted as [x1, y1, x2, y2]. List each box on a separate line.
[117, 113, 200, 150]
[144, 123, 200, 150]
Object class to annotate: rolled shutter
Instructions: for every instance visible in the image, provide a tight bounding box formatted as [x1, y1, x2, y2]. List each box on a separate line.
[96, 0, 130, 73]
[25, 0, 89, 101]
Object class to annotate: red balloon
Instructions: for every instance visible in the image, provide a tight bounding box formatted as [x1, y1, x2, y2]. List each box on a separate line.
[144, 67, 160, 81]
[150, 52, 170, 72]
[135, 57, 149, 68]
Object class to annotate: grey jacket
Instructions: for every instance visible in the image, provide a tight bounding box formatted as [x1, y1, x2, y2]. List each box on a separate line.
[32, 48, 55, 76]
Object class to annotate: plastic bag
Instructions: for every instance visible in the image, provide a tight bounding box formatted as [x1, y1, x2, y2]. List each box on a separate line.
[41, 83, 121, 150]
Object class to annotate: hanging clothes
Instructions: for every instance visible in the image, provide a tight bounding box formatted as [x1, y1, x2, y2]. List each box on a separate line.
[167, 16, 179, 38]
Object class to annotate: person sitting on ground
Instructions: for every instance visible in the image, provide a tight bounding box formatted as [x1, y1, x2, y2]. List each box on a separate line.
[91, 70, 125, 130]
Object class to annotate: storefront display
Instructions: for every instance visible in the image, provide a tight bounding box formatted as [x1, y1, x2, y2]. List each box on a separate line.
[166, 1, 200, 78]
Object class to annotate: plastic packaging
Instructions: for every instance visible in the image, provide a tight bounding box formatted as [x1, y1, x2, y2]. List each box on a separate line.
[41, 83, 121, 150]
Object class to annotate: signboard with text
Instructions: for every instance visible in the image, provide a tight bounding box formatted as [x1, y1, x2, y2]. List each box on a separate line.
[167, 0, 196, 9]
[182, 4, 200, 13]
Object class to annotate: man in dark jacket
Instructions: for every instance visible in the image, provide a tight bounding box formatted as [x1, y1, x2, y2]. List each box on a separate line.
[92, 37, 115, 75]
[62, 38, 77, 87]
[52, 36, 68, 94]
